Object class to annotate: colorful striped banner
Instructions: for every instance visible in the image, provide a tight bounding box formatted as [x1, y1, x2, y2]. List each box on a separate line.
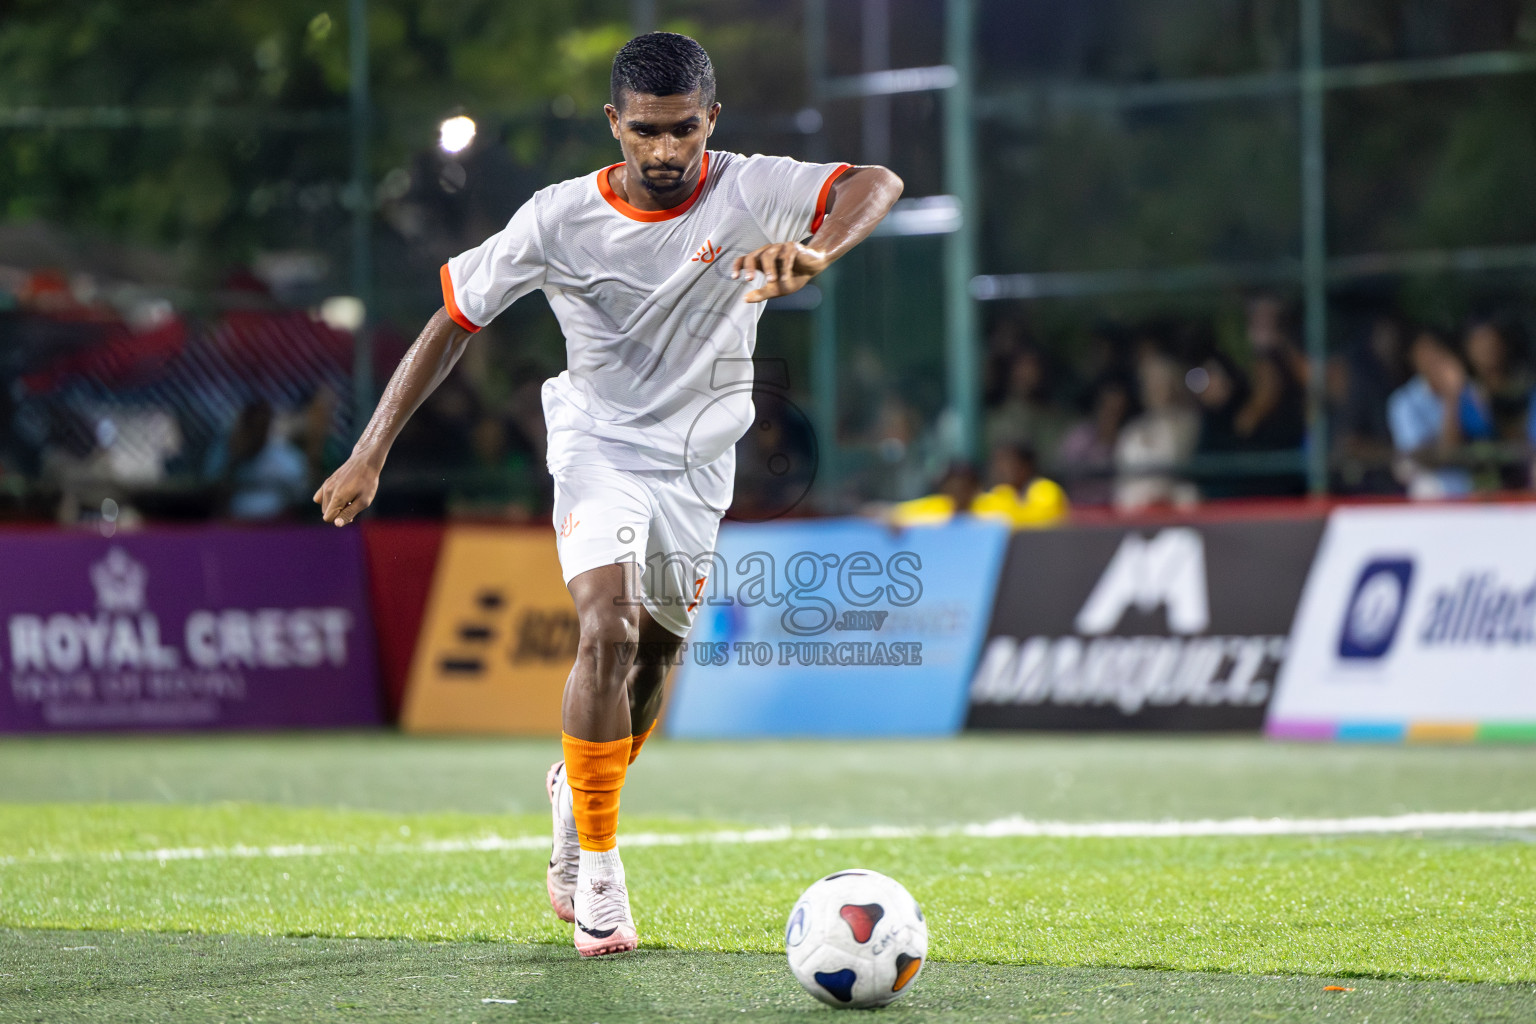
[1267, 720, 1536, 743]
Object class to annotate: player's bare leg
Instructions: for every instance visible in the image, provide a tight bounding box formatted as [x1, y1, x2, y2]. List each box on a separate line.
[625, 607, 685, 741]
[546, 603, 681, 924]
[553, 561, 652, 956]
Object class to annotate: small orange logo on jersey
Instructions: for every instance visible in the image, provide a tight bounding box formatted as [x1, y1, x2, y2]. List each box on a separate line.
[560, 513, 579, 538]
[691, 240, 722, 264]
[685, 576, 708, 613]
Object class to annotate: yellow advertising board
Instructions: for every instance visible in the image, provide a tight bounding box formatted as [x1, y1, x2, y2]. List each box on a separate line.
[401, 525, 577, 734]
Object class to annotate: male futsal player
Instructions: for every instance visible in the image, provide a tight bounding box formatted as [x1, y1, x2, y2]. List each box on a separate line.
[313, 32, 901, 956]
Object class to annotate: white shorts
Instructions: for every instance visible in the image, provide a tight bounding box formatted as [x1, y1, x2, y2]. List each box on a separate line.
[551, 450, 734, 638]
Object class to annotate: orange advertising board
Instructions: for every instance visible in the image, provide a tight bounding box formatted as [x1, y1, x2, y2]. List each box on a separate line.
[401, 525, 576, 734]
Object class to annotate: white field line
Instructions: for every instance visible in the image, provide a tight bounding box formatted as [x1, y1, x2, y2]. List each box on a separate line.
[4, 810, 1535, 868]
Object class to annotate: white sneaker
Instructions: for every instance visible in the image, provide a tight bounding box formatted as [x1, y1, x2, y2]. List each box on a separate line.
[545, 762, 579, 923]
[573, 849, 639, 957]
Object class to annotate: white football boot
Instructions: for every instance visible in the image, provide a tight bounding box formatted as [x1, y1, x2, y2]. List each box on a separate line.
[544, 762, 579, 923]
[572, 848, 639, 957]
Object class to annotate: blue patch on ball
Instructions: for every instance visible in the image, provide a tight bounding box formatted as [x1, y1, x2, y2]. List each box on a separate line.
[814, 968, 858, 1003]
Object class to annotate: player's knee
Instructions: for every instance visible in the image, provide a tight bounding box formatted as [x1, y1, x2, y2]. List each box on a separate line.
[575, 610, 638, 676]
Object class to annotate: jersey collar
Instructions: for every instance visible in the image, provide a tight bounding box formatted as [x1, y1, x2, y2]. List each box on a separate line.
[597, 152, 710, 222]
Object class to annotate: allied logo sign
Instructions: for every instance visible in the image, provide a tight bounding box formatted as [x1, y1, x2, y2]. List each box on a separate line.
[1268, 506, 1536, 735]
[968, 519, 1325, 732]
[1337, 558, 1414, 660]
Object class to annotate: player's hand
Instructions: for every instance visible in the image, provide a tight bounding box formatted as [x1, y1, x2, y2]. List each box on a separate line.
[313, 453, 383, 527]
[731, 242, 829, 303]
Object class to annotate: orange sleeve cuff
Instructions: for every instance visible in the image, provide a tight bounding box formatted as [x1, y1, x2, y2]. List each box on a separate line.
[808, 163, 853, 235]
[439, 263, 481, 333]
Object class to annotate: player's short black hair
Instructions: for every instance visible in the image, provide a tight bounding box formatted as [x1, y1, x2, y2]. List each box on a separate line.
[611, 32, 716, 109]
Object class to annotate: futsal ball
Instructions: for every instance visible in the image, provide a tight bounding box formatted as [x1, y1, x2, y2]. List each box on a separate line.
[784, 869, 927, 1008]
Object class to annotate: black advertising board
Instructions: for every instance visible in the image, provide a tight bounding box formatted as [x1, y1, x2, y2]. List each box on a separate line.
[966, 517, 1326, 731]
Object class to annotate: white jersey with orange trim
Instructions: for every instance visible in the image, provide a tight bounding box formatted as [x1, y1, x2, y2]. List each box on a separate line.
[441, 150, 850, 474]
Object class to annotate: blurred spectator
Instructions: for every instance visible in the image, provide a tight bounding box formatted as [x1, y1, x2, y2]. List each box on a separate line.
[1055, 376, 1134, 507]
[205, 400, 309, 520]
[1114, 351, 1199, 511]
[732, 386, 818, 521]
[1388, 328, 1493, 499]
[1462, 318, 1531, 490]
[866, 393, 937, 500]
[449, 412, 542, 516]
[389, 377, 480, 471]
[0, 384, 20, 479]
[1463, 318, 1531, 438]
[1234, 295, 1308, 450]
[984, 347, 1071, 462]
[374, 377, 480, 517]
[1190, 353, 1247, 455]
[886, 460, 982, 527]
[884, 451, 1068, 529]
[981, 314, 1030, 408]
[1188, 352, 1250, 498]
[981, 443, 1068, 528]
[300, 387, 345, 490]
[1332, 314, 1410, 493]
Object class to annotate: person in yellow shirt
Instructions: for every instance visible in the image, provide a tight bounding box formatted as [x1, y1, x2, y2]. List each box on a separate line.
[888, 444, 1068, 528]
[982, 442, 1069, 528]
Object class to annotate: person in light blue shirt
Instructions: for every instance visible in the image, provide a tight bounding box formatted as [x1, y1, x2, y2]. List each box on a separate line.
[1387, 329, 1493, 498]
[204, 400, 310, 519]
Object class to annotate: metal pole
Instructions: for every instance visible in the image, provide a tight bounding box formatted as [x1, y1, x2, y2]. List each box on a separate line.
[861, 0, 891, 165]
[1299, 0, 1329, 495]
[348, 0, 374, 433]
[631, 0, 656, 34]
[943, 0, 979, 461]
[805, 0, 840, 509]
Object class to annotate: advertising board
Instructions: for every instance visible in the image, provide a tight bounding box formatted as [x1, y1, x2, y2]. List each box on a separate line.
[0, 527, 380, 732]
[1268, 505, 1536, 742]
[400, 526, 577, 735]
[667, 517, 1009, 737]
[967, 519, 1325, 731]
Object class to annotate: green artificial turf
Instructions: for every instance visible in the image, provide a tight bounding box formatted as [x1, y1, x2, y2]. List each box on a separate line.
[2, 801, 1535, 982]
[5, 929, 1534, 1024]
[3, 734, 1536, 1022]
[6, 733, 1536, 823]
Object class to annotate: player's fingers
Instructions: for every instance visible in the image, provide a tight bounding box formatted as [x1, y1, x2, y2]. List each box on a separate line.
[322, 486, 352, 524]
[763, 245, 787, 282]
[733, 247, 766, 278]
[773, 247, 795, 285]
[733, 247, 764, 281]
[744, 277, 791, 303]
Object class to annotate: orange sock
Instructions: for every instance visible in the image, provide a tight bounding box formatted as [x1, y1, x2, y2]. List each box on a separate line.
[627, 721, 658, 765]
[561, 732, 631, 851]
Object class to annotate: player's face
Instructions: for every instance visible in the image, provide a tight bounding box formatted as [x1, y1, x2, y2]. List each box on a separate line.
[604, 91, 720, 199]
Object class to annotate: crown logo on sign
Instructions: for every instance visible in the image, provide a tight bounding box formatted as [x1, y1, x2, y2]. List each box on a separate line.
[91, 547, 148, 613]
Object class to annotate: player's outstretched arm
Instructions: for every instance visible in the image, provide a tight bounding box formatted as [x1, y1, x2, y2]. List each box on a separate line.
[313, 307, 475, 526]
[732, 165, 903, 304]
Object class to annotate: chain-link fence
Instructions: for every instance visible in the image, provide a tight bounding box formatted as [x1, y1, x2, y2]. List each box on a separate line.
[3, 0, 1535, 527]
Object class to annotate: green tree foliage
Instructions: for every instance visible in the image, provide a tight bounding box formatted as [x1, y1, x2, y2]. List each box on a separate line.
[0, 0, 634, 281]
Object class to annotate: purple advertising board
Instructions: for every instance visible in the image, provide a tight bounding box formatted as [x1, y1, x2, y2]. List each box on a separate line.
[0, 527, 382, 732]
